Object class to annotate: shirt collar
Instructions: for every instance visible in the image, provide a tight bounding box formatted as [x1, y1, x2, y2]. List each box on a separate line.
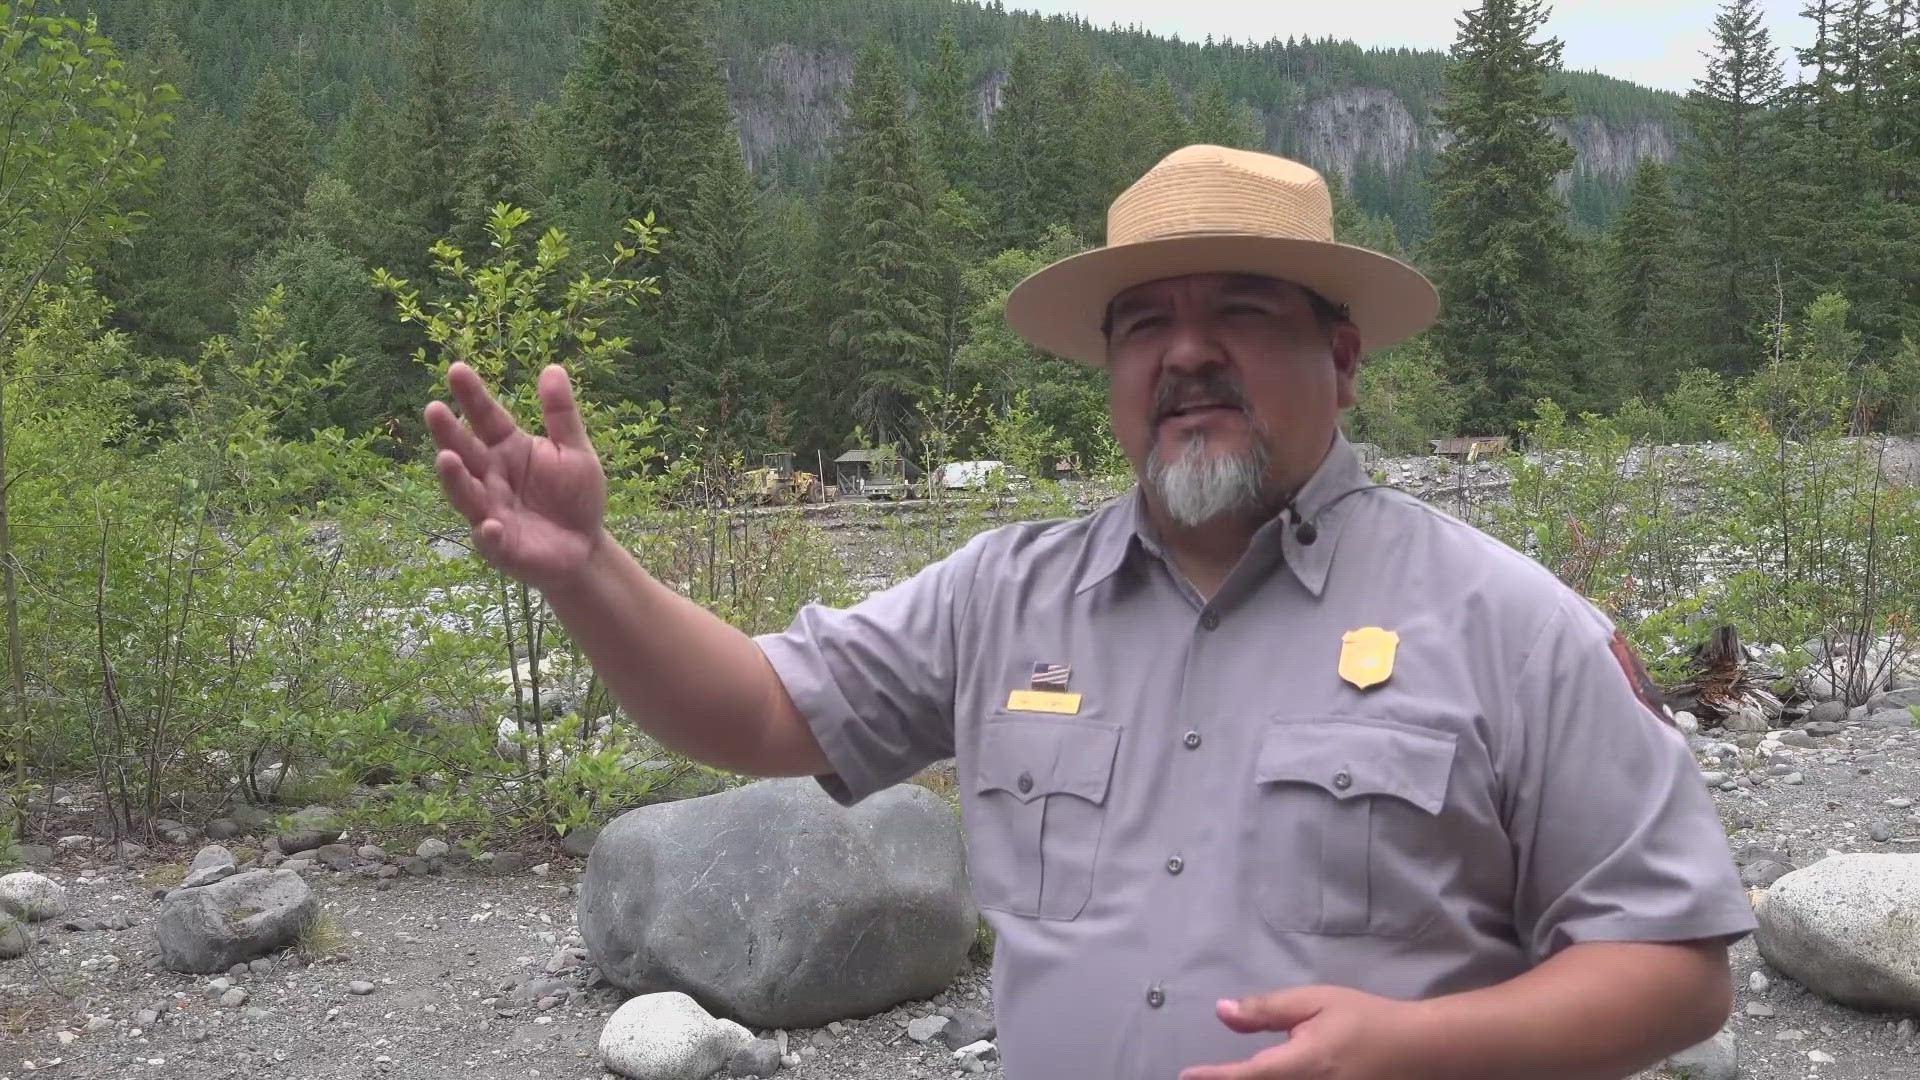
[1072, 431, 1377, 599]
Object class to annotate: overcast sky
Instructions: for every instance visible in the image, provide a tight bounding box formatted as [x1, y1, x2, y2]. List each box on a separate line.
[1012, 1, 1816, 93]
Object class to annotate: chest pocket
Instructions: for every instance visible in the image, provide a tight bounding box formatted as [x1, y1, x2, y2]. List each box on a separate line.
[1248, 717, 1458, 939]
[966, 715, 1121, 921]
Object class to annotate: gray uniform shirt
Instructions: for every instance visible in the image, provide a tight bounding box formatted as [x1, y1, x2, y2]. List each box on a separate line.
[755, 432, 1757, 1079]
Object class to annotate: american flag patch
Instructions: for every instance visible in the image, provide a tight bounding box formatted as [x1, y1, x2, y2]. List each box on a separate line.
[1030, 662, 1071, 690]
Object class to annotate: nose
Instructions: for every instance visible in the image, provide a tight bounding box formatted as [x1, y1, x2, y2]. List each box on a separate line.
[1160, 320, 1226, 376]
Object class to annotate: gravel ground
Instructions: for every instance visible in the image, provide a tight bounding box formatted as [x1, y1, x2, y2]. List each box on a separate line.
[5, 708, 1919, 1080]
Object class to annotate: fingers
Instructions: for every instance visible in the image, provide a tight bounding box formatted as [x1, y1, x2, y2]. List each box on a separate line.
[446, 361, 522, 445]
[1178, 1044, 1301, 1080]
[425, 399, 492, 478]
[537, 364, 593, 452]
[434, 448, 497, 527]
[1217, 990, 1323, 1034]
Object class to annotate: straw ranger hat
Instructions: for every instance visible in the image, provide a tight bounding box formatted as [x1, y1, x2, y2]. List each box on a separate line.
[1004, 144, 1439, 367]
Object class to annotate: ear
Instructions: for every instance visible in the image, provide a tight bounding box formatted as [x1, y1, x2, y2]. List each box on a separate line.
[1330, 324, 1363, 409]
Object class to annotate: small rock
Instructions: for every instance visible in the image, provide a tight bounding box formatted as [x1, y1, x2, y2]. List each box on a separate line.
[941, 1008, 996, 1048]
[1742, 860, 1794, 888]
[245, 1007, 268, 1020]
[1809, 1049, 1835, 1063]
[908, 1015, 950, 1043]
[726, 1038, 783, 1078]
[136, 1008, 160, 1026]
[531, 862, 550, 878]
[1779, 730, 1820, 749]
[250, 958, 273, 976]
[416, 838, 449, 860]
[953, 1039, 998, 1063]
[229, 962, 249, 978]
[1666, 1026, 1739, 1080]
[221, 987, 249, 1008]
[56, 1030, 78, 1045]
[398, 857, 431, 877]
[1898, 1018, 1915, 1042]
[1804, 720, 1844, 737]
[1784, 772, 1805, 785]
[1872, 824, 1893, 843]
[597, 991, 753, 1080]
[0, 912, 29, 959]
[492, 852, 526, 875]
[560, 827, 600, 859]
[1746, 1001, 1775, 1017]
[313, 844, 356, 872]
[1750, 971, 1771, 994]
[780, 1054, 801, 1069]
[85, 1015, 114, 1033]
[1701, 771, 1729, 788]
[827, 1021, 844, 1035]
[1808, 701, 1849, 725]
[357, 845, 388, 862]
[204, 819, 241, 841]
[811, 1030, 834, 1048]
[349, 981, 376, 995]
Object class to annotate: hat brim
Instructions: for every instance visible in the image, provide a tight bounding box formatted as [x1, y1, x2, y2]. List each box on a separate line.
[1003, 234, 1440, 368]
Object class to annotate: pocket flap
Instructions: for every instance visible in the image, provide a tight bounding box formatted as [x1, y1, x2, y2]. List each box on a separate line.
[1255, 718, 1456, 814]
[976, 717, 1122, 805]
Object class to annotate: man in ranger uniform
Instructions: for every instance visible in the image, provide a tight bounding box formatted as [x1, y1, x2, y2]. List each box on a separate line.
[424, 145, 1756, 1079]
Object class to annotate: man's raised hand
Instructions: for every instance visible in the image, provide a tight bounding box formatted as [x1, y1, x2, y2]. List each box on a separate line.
[423, 362, 609, 593]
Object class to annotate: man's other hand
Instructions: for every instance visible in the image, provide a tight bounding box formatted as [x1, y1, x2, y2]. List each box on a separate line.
[1177, 986, 1420, 1080]
[423, 361, 608, 592]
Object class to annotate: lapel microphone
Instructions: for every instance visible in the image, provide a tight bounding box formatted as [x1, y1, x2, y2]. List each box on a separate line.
[1287, 484, 1394, 547]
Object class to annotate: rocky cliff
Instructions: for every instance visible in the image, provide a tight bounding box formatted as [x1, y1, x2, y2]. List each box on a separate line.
[727, 49, 1676, 187]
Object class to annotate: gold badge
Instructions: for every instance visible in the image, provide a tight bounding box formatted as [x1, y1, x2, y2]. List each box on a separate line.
[1339, 627, 1399, 690]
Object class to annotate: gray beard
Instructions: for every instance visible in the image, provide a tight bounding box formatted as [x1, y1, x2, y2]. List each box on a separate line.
[1145, 427, 1272, 528]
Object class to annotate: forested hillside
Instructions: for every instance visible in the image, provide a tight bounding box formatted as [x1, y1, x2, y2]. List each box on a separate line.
[87, 0, 1675, 234]
[6, 0, 1920, 897]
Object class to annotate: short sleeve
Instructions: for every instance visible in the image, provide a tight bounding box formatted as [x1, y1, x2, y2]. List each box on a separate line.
[1502, 597, 1759, 961]
[754, 532, 989, 807]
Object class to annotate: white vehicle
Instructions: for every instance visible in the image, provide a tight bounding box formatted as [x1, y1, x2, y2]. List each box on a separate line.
[933, 460, 1020, 490]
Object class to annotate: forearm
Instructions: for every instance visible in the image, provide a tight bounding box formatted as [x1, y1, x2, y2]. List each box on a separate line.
[1400, 941, 1733, 1080]
[540, 529, 825, 777]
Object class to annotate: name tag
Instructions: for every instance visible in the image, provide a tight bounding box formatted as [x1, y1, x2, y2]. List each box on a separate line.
[1005, 690, 1082, 715]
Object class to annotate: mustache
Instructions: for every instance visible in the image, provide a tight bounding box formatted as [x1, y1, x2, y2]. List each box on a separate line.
[1152, 372, 1251, 421]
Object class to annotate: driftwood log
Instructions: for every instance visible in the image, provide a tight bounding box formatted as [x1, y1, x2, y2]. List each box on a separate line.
[1663, 625, 1787, 732]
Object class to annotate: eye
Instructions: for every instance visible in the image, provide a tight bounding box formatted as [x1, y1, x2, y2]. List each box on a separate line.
[1116, 312, 1169, 336]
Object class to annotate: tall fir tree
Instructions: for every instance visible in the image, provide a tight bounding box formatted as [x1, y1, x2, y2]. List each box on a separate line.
[453, 94, 543, 257]
[557, 0, 732, 232]
[823, 41, 945, 450]
[917, 21, 983, 198]
[401, 0, 484, 255]
[223, 70, 313, 265]
[1424, 0, 1588, 431]
[1601, 158, 1686, 393]
[661, 132, 793, 452]
[1190, 78, 1264, 150]
[1673, 0, 1785, 376]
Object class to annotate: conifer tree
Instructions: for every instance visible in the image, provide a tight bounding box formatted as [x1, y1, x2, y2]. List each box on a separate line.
[557, 0, 732, 231]
[1602, 158, 1686, 391]
[1190, 78, 1264, 149]
[661, 134, 792, 451]
[1673, 0, 1785, 376]
[824, 41, 944, 450]
[453, 94, 543, 257]
[402, 0, 483, 252]
[918, 21, 983, 197]
[1424, 0, 1586, 431]
[224, 70, 313, 263]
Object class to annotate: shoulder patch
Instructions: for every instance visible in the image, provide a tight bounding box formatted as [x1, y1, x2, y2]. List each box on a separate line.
[1608, 629, 1672, 725]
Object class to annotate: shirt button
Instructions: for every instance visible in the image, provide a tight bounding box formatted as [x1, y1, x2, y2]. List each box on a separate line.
[1017, 771, 1034, 794]
[1200, 611, 1220, 630]
[1332, 769, 1353, 790]
[1183, 731, 1202, 750]
[1166, 855, 1183, 875]
[1146, 986, 1165, 1008]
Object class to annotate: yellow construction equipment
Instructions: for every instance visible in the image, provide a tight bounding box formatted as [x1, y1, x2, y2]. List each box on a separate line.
[738, 452, 826, 505]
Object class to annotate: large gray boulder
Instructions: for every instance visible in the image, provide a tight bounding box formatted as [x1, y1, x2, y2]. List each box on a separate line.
[0, 871, 68, 922]
[1755, 853, 1920, 1011]
[578, 777, 975, 1028]
[154, 869, 316, 973]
